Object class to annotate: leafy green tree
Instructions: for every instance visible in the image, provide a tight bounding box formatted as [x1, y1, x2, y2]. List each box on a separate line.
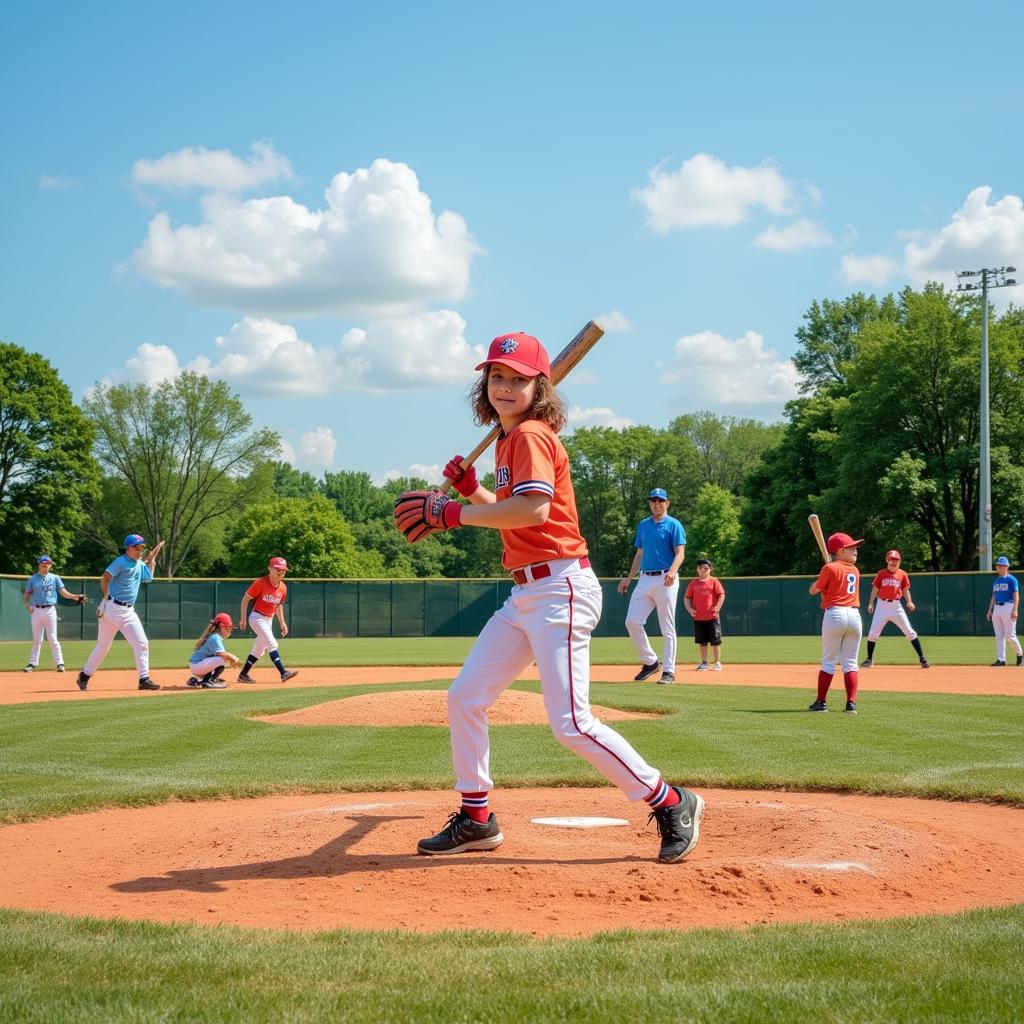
[668, 412, 783, 493]
[686, 483, 741, 575]
[272, 462, 319, 499]
[83, 372, 280, 577]
[225, 495, 384, 577]
[0, 343, 99, 572]
[322, 470, 392, 522]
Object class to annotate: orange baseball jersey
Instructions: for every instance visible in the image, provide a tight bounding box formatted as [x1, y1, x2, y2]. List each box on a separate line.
[247, 576, 288, 616]
[872, 567, 911, 601]
[815, 561, 860, 609]
[493, 419, 587, 570]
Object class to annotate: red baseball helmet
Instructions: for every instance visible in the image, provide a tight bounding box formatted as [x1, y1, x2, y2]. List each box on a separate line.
[268, 557, 289, 571]
[213, 612, 233, 628]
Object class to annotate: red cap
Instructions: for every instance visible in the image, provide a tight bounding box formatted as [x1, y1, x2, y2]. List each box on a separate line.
[268, 557, 289, 571]
[827, 532, 864, 554]
[886, 549, 901, 561]
[475, 332, 551, 378]
[213, 613, 233, 628]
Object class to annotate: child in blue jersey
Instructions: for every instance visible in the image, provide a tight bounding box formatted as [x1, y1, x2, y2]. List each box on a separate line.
[187, 613, 239, 689]
[986, 556, 1023, 667]
[22, 555, 87, 672]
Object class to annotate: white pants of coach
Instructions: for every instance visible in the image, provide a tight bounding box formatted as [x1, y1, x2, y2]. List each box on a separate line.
[820, 606, 862, 674]
[991, 605, 1023, 661]
[625, 572, 679, 673]
[247, 611, 279, 657]
[867, 600, 917, 641]
[84, 601, 149, 677]
[449, 559, 664, 803]
[29, 606, 64, 667]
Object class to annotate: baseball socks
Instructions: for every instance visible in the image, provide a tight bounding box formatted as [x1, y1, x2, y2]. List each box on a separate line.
[645, 781, 681, 811]
[843, 670, 859, 703]
[268, 650, 294, 679]
[240, 654, 258, 676]
[865, 640, 876, 662]
[460, 792, 490, 823]
[816, 669, 833, 703]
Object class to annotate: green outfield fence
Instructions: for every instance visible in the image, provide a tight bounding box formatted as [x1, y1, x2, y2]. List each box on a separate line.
[0, 572, 1001, 642]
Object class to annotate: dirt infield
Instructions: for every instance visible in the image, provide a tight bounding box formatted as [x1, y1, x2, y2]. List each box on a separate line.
[2, 662, 1020, 704]
[2, 787, 1022, 937]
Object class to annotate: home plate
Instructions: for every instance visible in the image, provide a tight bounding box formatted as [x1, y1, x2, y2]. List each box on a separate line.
[530, 816, 630, 829]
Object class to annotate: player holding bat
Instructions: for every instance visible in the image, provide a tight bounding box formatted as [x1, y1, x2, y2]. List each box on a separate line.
[394, 330, 703, 864]
[808, 527, 864, 714]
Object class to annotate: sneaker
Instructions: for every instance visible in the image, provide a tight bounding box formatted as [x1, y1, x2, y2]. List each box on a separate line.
[992, 660, 1007, 667]
[57, 664, 65, 672]
[808, 699, 829, 713]
[200, 676, 228, 689]
[138, 677, 161, 691]
[634, 661, 661, 682]
[280, 670, 299, 682]
[1017, 655, 1024, 667]
[712, 662, 722, 672]
[76, 671, 90, 691]
[186, 676, 201, 688]
[845, 700, 858, 714]
[417, 811, 504, 855]
[657, 671, 676, 685]
[860, 658, 873, 669]
[920, 658, 931, 669]
[650, 787, 704, 863]
[695, 662, 709, 671]
[23, 664, 34, 673]
[237, 673, 256, 683]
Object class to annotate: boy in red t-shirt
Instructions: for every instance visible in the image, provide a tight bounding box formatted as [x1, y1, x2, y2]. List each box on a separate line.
[237, 556, 299, 683]
[683, 558, 726, 671]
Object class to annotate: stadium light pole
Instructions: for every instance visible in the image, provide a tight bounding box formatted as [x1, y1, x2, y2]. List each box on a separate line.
[955, 266, 1018, 570]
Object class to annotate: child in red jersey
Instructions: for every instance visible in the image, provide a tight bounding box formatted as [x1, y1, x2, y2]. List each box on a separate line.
[861, 549, 930, 669]
[395, 331, 703, 864]
[808, 531, 863, 714]
[237, 557, 299, 683]
[684, 558, 726, 670]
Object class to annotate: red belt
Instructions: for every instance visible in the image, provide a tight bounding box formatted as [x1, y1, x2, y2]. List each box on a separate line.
[512, 556, 590, 586]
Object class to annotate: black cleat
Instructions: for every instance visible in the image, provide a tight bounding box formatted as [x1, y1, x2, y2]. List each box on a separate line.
[860, 658, 873, 669]
[1017, 655, 1024, 668]
[845, 700, 858, 714]
[633, 661, 661, 682]
[57, 664, 65, 672]
[138, 677, 161, 691]
[280, 669, 299, 682]
[657, 671, 676, 685]
[186, 676, 201, 688]
[808, 699, 829, 712]
[992, 660, 1007, 667]
[650, 787, 703, 863]
[237, 672, 256, 684]
[76, 671, 90, 691]
[920, 658, 930, 669]
[23, 664, 35, 673]
[417, 811, 504, 855]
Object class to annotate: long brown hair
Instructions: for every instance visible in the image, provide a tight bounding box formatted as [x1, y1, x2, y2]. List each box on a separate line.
[194, 620, 219, 652]
[470, 370, 567, 433]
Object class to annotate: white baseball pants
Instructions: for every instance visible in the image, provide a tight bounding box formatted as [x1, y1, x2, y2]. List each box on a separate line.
[29, 606, 64, 667]
[84, 602, 149, 677]
[867, 600, 917, 641]
[991, 605, 1022, 661]
[625, 573, 679, 673]
[820, 606, 863, 674]
[247, 612, 279, 657]
[189, 655, 227, 678]
[449, 559, 665, 803]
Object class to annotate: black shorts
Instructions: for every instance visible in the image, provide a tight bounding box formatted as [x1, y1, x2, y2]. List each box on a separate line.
[693, 618, 722, 646]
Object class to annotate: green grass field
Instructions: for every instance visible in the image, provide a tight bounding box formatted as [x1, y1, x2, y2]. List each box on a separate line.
[1, 643, 1023, 1022]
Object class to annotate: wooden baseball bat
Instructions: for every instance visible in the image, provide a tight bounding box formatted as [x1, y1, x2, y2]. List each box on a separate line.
[439, 320, 606, 493]
[808, 513, 831, 563]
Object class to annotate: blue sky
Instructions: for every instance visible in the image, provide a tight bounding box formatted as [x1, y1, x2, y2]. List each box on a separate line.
[3, 2, 1022, 482]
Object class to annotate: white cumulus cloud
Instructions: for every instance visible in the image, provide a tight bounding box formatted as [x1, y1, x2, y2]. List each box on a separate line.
[300, 427, 337, 469]
[594, 310, 633, 332]
[567, 406, 635, 430]
[662, 329, 799, 409]
[752, 218, 833, 252]
[631, 153, 797, 232]
[840, 254, 900, 287]
[40, 174, 74, 190]
[132, 158, 481, 317]
[132, 140, 294, 192]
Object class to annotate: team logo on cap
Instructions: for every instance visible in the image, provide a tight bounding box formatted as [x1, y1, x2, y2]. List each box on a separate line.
[498, 337, 519, 355]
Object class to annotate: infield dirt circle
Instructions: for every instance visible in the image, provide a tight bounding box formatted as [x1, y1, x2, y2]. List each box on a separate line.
[3, 674, 1024, 936]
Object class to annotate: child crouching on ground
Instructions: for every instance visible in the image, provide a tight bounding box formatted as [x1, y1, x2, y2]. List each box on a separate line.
[188, 613, 239, 689]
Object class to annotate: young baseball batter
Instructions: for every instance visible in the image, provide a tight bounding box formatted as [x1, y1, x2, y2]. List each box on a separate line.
[683, 558, 726, 671]
[187, 612, 239, 688]
[22, 555, 87, 672]
[808, 531, 863, 714]
[861, 549, 930, 669]
[986, 555, 1023, 666]
[77, 534, 164, 691]
[237, 557, 299, 683]
[394, 331, 703, 863]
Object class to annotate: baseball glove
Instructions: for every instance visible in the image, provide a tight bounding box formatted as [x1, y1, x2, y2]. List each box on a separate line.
[75, 593, 88, 605]
[394, 490, 463, 543]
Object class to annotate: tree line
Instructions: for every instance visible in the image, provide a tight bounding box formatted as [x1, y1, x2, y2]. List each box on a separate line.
[2, 283, 1022, 579]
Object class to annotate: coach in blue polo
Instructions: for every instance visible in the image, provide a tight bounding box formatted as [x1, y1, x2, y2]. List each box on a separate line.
[617, 488, 687, 684]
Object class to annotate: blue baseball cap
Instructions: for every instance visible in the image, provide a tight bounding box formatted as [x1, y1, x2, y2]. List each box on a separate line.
[995, 555, 1011, 566]
[123, 533, 146, 548]
[648, 488, 669, 501]
[37, 555, 53, 564]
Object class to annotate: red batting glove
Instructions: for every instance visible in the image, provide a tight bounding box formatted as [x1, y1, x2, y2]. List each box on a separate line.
[443, 455, 479, 498]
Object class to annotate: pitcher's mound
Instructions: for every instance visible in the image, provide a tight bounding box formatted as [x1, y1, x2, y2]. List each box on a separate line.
[256, 688, 661, 727]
